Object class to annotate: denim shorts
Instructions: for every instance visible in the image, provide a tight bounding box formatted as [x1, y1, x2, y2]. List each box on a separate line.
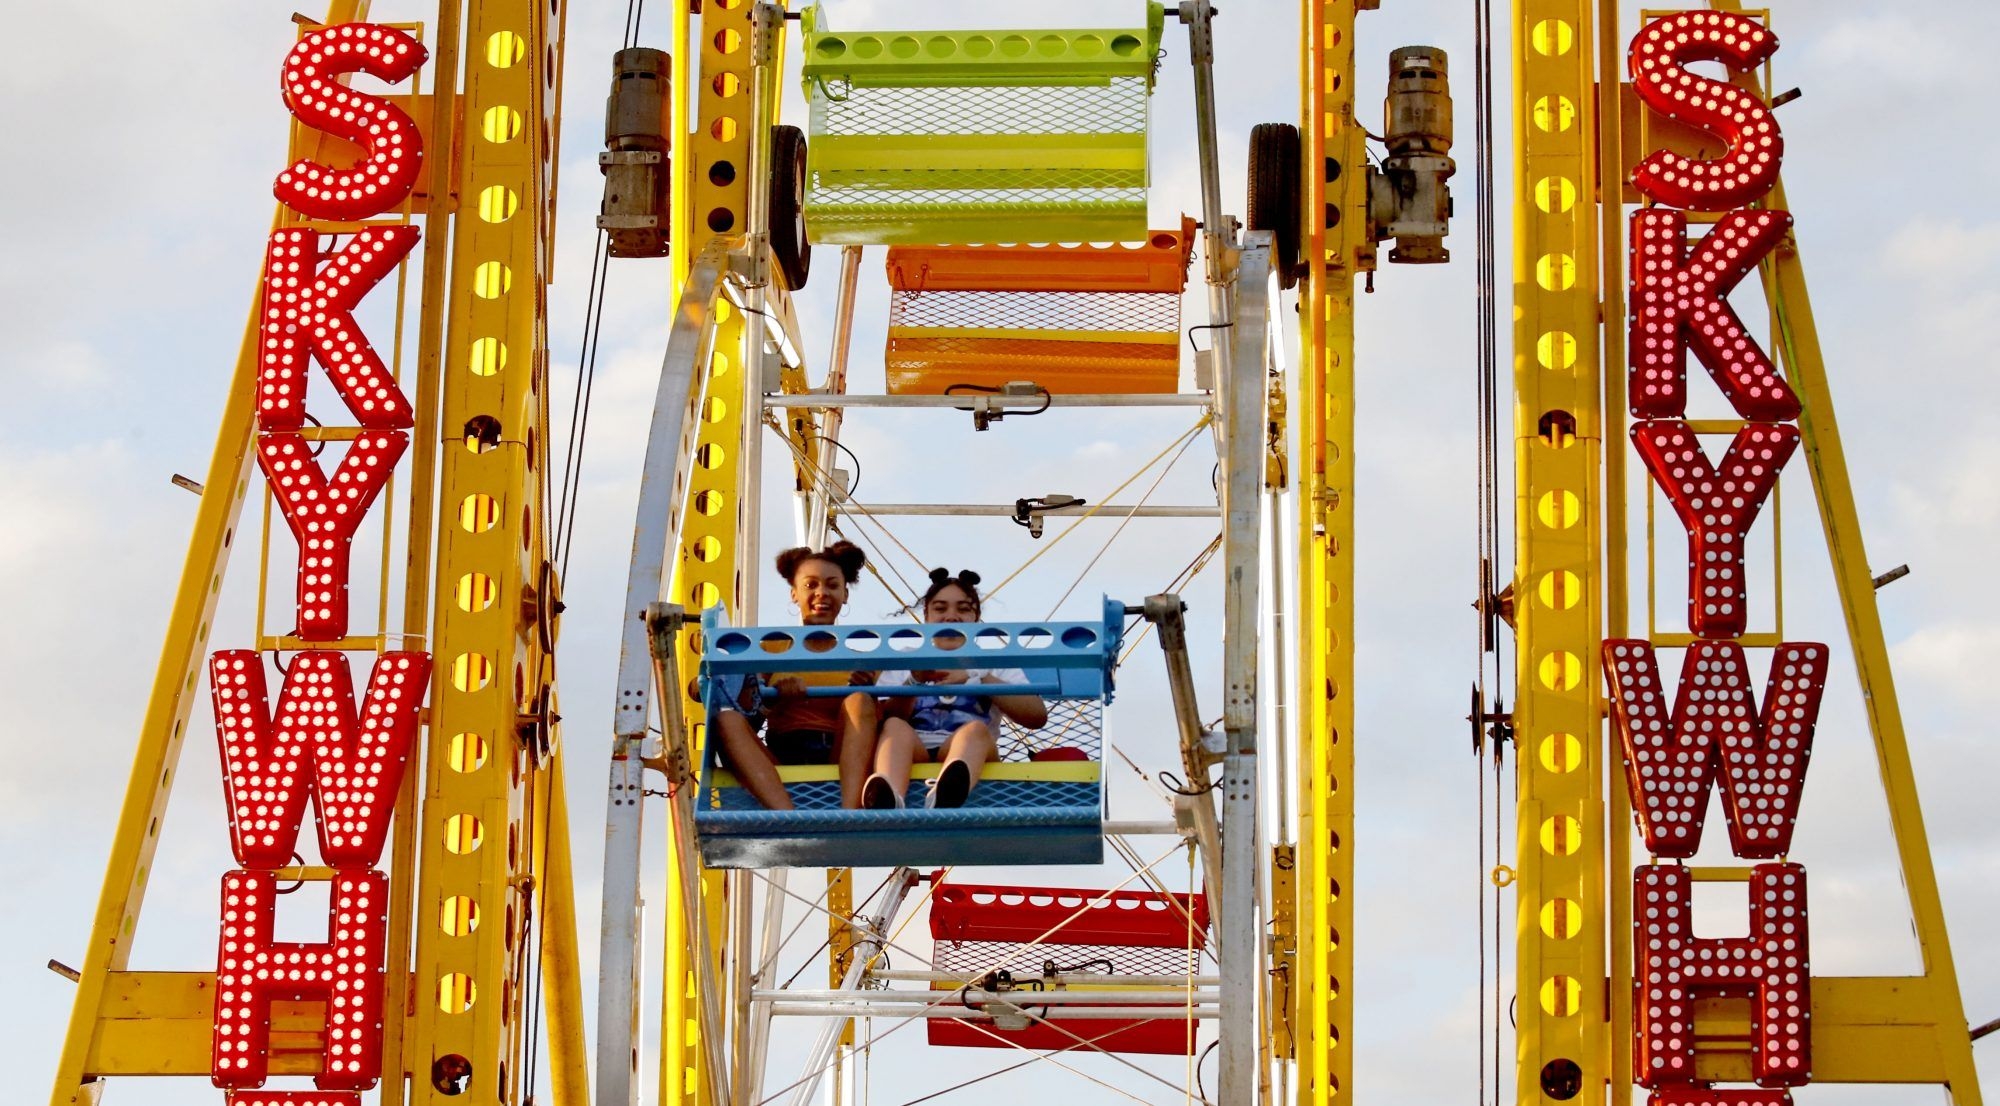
[766, 728, 838, 765]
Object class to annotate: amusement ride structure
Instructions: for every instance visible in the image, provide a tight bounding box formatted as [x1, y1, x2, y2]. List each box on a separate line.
[41, 1, 1993, 1105]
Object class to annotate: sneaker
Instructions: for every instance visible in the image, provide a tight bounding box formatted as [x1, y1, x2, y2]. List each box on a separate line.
[928, 760, 972, 810]
[862, 774, 903, 810]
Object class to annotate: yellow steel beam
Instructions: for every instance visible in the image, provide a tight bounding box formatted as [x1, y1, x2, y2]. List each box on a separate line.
[384, 4, 464, 1101]
[657, 2, 787, 1095]
[1593, 4, 1631, 1103]
[1760, 179, 1985, 1106]
[1296, 4, 1369, 1103]
[660, 298, 747, 1106]
[539, 751, 593, 1106]
[408, 0, 568, 1098]
[44, 8, 374, 1105]
[1513, 1, 1607, 1104]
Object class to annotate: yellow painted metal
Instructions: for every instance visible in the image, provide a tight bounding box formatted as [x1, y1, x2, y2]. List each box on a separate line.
[1513, 0, 1606, 1102]
[688, 0, 765, 259]
[1689, 976, 1972, 1085]
[44, 8, 381, 1105]
[1594, 7, 1631, 1099]
[538, 751, 593, 1105]
[1754, 178, 1985, 1104]
[385, 5, 464, 1101]
[1269, 845, 1298, 1060]
[408, 0, 571, 1098]
[671, 1, 693, 291]
[660, 300, 747, 1106]
[1295, 4, 1368, 1103]
[81, 973, 325, 1078]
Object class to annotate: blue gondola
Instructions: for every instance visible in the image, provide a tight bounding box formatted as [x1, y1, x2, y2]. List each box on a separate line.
[690, 598, 1126, 869]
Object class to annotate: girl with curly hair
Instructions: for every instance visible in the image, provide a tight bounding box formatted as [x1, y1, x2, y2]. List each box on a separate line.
[713, 541, 881, 809]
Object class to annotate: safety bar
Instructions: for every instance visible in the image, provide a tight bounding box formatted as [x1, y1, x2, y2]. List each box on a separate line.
[760, 679, 1062, 702]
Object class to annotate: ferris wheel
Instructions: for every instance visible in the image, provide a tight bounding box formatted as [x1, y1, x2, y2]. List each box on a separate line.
[591, 4, 1350, 1104]
[40, 2, 1993, 1106]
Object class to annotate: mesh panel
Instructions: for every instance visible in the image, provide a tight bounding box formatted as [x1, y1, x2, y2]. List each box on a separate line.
[807, 179, 1147, 212]
[934, 939, 1213, 980]
[705, 777, 1100, 813]
[890, 289, 1179, 333]
[1001, 699, 1102, 760]
[884, 339, 1178, 394]
[812, 79, 1150, 139]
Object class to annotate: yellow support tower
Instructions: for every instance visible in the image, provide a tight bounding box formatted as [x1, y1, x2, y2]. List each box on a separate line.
[410, 0, 587, 1102]
[657, 4, 790, 1105]
[1512, 2, 1606, 1105]
[1295, 3, 1371, 1104]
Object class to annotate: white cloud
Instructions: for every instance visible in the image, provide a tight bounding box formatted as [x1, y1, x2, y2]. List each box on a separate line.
[1882, 218, 2000, 286]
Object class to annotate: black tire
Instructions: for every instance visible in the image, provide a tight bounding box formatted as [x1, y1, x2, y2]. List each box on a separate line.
[1247, 122, 1302, 290]
[769, 124, 812, 291]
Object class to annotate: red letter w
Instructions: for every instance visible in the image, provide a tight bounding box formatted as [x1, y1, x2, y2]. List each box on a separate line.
[1603, 639, 1828, 859]
[208, 649, 430, 869]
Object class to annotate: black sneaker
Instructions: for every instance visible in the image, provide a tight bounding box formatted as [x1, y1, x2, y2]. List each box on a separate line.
[862, 774, 903, 810]
[929, 760, 972, 809]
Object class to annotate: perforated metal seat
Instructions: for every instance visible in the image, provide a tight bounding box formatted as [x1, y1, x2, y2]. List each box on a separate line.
[883, 220, 1196, 395]
[926, 877, 1212, 1053]
[799, 4, 1166, 246]
[690, 604, 1125, 869]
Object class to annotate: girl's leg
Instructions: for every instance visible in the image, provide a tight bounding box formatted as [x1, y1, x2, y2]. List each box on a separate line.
[717, 711, 793, 810]
[934, 721, 996, 807]
[872, 716, 925, 803]
[835, 691, 880, 809]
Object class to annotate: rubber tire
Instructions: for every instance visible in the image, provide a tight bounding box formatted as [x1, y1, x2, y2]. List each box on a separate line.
[1247, 122, 1302, 290]
[769, 124, 812, 291]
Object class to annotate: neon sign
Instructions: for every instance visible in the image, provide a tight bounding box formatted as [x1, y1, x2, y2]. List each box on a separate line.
[208, 19, 432, 1103]
[1604, 11, 1819, 1103]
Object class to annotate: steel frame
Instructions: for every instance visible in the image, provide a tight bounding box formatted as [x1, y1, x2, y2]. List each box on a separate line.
[1291, 5, 1369, 1104]
[1511, 1, 1608, 1104]
[407, 0, 585, 1100]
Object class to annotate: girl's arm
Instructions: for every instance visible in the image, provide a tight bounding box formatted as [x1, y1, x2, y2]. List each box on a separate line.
[979, 674, 1047, 729]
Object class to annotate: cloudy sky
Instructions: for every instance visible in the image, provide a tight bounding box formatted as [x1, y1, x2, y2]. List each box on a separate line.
[5, 1, 1998, 1104]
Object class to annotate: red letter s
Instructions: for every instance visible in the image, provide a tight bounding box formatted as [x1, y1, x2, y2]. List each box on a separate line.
[274, 23, 429, 221]
[1629, 12, 1782, 211]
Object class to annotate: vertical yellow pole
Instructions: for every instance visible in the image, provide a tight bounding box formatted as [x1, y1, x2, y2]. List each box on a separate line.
[1513, 1, 1606, 1104]
[1592, 4, 1631, 1105]
[409, 0, 561, 1098]
[385, 4, 467, 1102]
[538, 752, 594, 1106]
[659, 1, 781, 1097]
[670, 0, 694, 294]
[659, 303, 745, 1106]
[1296, 3, 1366, 1103]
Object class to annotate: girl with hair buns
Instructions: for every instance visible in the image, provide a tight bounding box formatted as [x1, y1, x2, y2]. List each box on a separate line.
[862, 567, 1048, 809]
[714, 540, 881, 810]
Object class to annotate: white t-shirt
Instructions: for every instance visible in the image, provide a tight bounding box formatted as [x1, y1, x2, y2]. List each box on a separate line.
[876, 667, 1031, 748]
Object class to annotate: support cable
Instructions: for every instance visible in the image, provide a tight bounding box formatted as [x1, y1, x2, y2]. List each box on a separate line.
[551, 229, 611, 577]
[1044, 422, 1207, 618]
[984, 415, 1215, 603]
[885, 1023, 1146, 1106]
[1470, 0, 1504, 1098]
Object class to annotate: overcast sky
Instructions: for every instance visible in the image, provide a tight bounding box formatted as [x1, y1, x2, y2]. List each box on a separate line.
[5, 2, 1999, 1105]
